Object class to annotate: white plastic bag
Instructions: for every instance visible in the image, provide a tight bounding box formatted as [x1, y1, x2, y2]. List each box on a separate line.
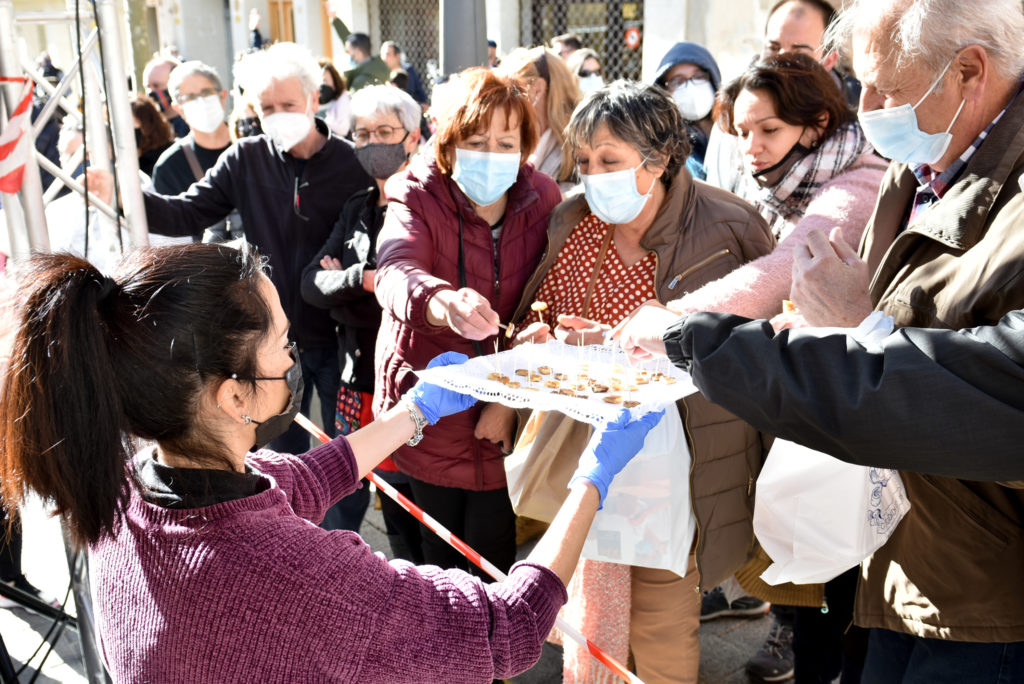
[581, 409, 696, 577]
[755, 443, 911, 586]
[754, 311, 910, 585]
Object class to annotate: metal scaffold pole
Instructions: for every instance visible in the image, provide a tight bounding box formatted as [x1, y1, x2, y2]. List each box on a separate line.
[89, 0, 149, 248]
[0, 0, 50, 256]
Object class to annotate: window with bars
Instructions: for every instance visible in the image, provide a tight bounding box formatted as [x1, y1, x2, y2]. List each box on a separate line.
[378, 0, 440, 96]
[522, 0, 644, 82]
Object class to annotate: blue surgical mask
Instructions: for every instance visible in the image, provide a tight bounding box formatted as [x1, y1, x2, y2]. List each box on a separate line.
[581, 162, 656, 224]
[451, 148, 521, 206]
[858, 59, 966, 165]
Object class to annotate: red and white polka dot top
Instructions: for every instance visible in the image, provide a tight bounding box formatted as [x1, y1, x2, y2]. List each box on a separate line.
[525, 213, 657, 328]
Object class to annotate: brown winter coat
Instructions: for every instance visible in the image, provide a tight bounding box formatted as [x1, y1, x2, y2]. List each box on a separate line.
[512, 167, 776, 590]
[852, 89, 1024, 642]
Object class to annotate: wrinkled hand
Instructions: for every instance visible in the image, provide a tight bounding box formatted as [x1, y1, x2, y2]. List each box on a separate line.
[768, 311, 810, 332]
[474, 403, 517, 454]
[512, 321, 552, 346]
[610, 300, 679, 362]
[362, 268, 375, 293]
[570, 409, 665, 507]
[554, 314, 609, 346]
[84, 167, 114, 206]
[428, 288, 500, 340]
[407, 352, 477, 424]
[791, 228, 873, 327]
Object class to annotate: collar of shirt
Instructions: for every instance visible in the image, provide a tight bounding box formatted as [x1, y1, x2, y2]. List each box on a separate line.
[136, 451, 268, 509]
[908, 79, 1024, 225]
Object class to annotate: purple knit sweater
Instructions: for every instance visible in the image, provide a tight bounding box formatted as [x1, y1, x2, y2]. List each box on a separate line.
[90, 439, 567, 682]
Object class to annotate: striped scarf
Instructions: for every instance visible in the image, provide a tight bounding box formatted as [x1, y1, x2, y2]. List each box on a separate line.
[738, 122, 871, 239]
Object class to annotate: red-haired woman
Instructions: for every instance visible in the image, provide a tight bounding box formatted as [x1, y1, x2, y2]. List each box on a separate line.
[374, 67, 561, 575]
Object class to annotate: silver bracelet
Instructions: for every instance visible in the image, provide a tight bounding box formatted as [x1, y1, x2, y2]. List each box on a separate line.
[402, 396, 428, 447]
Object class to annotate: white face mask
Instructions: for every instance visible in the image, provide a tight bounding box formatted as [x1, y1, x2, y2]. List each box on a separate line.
[261, 106, 313, 152]
[857, 58, 965, 165]
[578, 74, 605, 94]
[672, 80, 716, 121]
[182, 95, 225, 135]
[581, 162, 656, 225]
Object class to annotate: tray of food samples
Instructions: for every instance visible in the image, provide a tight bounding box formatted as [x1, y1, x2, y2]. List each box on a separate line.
[414, 340, 698, 426]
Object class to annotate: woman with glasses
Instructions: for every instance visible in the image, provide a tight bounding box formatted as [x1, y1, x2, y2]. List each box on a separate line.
[567, 48, 604, 94]
[653, 41, 722, 181]
[0, 241, 660, 682]
[500, 47, 582, 192]
[301, 85, 422, 543]
[373, 68, 561, 579]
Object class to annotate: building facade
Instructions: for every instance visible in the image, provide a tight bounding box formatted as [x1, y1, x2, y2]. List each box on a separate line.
[12, 0, 794, 116]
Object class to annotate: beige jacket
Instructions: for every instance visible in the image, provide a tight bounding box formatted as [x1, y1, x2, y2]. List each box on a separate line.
[853, 89, 1024, 642]
[512, 168, 776, 590]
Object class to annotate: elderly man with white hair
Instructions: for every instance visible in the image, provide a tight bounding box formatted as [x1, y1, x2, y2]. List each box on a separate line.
[104, 42, 372, 454]
[616, 0, 1024, 680]
[759, 0, 1024, 680]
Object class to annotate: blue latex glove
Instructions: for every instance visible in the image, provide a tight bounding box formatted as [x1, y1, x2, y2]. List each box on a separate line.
[407, 352, 478, 424]
[570, 408, 666, 507]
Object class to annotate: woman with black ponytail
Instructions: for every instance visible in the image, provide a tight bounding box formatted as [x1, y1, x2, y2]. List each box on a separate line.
[0, 242, 658, 682]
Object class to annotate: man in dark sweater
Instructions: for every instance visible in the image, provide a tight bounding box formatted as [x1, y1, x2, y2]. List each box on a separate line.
[93, 42, 371, 453]
[151, 61, 239, 242]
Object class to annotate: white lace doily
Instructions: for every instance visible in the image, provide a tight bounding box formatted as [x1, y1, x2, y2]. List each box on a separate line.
[414, 341, 698, 426]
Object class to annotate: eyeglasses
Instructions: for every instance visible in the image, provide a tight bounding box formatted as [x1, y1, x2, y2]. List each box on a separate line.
[664, 73, 710, 92]
[353, 124, 406, 144]
[176, 88, 220, 104]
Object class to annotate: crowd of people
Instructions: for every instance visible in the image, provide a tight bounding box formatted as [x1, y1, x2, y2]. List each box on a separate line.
[2, 0, 1024, 682]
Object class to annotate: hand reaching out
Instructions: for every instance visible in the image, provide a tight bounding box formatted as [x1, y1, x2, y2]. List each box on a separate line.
[610, 300, 679, 362]
[570, 409, 665, 507]
[512, 321, 552, 346]
[406, 352, 477, 424]
[790, 227, 873, 327]
[427, 287, 500, 340]
[84, 168, 114, 206]
[554, 314, 609, 346]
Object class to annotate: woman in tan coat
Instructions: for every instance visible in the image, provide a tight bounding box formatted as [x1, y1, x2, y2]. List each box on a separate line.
[487, 80, 775, 684]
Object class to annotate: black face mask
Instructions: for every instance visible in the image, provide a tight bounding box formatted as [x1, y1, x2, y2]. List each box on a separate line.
[752, 140, 813, 188]
[235, 116, 262, 139]
[318, 84, 337, 105]
[239, 345, 305, 450]
[354, 135, 410, 180]
[148, 88, 172, 113]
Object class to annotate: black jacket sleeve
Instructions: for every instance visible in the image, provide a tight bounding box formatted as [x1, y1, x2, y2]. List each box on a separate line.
[664, 310, 1024, 481]
[143, 145, 238, 237]
[300, 218, 366, 308]
[300, 191, 382, 330]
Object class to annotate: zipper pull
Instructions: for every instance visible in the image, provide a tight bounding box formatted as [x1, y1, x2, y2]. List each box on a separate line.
[747, 475, 754, 496]
[668, 275, 681, 290]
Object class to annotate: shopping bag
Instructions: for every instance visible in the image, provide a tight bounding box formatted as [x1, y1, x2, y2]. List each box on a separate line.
[581, 409, 696, 577]
[505, 410, 593, 523]
[755, 439, 911, 585]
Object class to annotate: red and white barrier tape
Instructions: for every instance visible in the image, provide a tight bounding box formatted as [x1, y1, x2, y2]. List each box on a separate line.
[293, 412, 643, 684]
